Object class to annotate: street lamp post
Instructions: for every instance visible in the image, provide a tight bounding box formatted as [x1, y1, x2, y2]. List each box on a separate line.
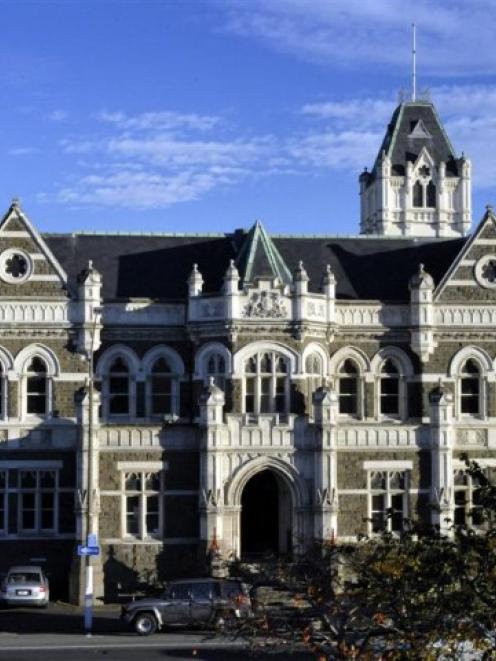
[82, 307, 102, 635]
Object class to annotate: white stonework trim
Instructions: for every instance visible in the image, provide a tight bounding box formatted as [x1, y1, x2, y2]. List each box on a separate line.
[117, 461, 165, 471]
[233, 341, 298, 375]
[0, 460, 63, 468]
[460, 260, 476, 266]
[142, 345, 185, 376]
[0, 346, 14, 371]
[194, 342, 232, 380]
[53, 373, 87, 382]
[0, 231, 31, 237]
[301, 342, 329, 377]
[444, 280, 477, 286]
[363, 460, 413, 471]
[14, 207, 68, 285]
[449, 345, 493, 375]
[14, 344, 60, 376]
[29, 275, 60, 282]
[370, 346, 413, 377]
[473, 239, 496, 245]
[30, 253, 46, 260]
[329, 346, 370, 374]
[101, 489, 197, 496]
[96, 344, 140, 377]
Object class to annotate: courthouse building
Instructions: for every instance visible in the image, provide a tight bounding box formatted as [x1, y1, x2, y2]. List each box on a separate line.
[0, 98, 495, 601]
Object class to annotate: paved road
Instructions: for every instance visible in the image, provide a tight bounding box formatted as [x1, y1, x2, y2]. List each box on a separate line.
[0, 604, 314, 660]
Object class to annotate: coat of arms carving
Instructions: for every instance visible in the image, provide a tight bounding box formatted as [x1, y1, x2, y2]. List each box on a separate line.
[243, 290, 286, 318]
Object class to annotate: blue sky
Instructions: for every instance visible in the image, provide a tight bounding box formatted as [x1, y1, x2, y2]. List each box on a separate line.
[1, 0, 496, 235]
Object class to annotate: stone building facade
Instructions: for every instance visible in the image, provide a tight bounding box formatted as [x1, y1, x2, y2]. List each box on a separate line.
[0, 99, 495, 602]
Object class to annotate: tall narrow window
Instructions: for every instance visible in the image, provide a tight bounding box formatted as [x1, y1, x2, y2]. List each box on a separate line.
[26, 357, 48, 415]
[206, 353, 226, 390]
[123, 471, 162, 539]
[108, 357, 130, 415]
[454, 469, 484, 528]
[460, 359, 480, 415]
[150, 358, 173, 415]
[369, 470, 407, 534]
[413, 180, 423, 207]
[338, 360, 359, 415]
[0, 363, 3, 418]
[426, 180, 436, 208]
[243, 351, 289, 415]
[380, 359, 400, 416]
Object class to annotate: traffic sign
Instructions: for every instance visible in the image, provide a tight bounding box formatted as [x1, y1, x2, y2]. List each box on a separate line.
[77, 544, 100, 557]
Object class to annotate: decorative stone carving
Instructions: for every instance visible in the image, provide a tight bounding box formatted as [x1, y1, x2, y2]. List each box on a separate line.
[201, 488, 223, 507]
[456, 428, 487, 446]
[315, 487, 338, 509]
[243, 290, 286, 318]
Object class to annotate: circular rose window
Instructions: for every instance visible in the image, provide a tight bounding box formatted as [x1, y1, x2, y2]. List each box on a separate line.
[474, 254, 496, 289]
[0, 248, 33, 284]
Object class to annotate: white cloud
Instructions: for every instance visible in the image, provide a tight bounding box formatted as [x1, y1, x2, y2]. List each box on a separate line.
[48, 110, 68, 122]
[219, 0, 496, 75]
[8, 146, 39, 156]
[97, 110, 220, 132]
[46, 79, 496, 210]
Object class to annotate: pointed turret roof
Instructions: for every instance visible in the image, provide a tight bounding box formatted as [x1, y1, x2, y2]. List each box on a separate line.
[367, 100, 459, 183]
[235, 220, 292, 285]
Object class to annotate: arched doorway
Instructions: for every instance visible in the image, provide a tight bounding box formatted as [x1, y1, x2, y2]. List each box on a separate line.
[240, 470, 292, 557]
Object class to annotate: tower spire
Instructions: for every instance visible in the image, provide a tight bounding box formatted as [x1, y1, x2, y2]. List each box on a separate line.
[412, 23, 417, 102]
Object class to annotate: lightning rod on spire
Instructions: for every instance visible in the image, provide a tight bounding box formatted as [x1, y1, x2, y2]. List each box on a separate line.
[412, 23, 416, 102]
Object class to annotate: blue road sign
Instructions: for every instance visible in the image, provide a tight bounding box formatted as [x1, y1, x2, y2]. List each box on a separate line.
[77, 545, 100, 557]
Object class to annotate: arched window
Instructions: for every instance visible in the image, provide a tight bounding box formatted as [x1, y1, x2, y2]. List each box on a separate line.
[305, 352, 324, 403]
[108, 357, 130, 416]
[150, 358, 173, 416]
[426, 180, 436, 208]
[206, 353, 226, 390]
[379, 359, 400, 416]
[26, 357, 48, 415]
[338, 359, 359, 415]
[244, 351, 289, 415]
[460, 359, 481, 415]
[413, 180, 423, 208]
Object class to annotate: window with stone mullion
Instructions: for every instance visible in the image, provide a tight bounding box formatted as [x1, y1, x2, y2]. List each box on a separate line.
[379, 359, 400, 417]
[453, 469, 484, 528]
[124, 471, 162, 539]
[369, 470, 406, 534]
[26, 357, 48, 415]
[243, 352, 289, 415]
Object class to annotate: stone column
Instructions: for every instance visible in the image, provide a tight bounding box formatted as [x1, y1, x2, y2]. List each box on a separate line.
[409, 263, 435, 363]
[76, 260, 102, 355]
[69, 385, 104, 605]
[429, 383, 454, 534]
[322, 265, 336, 326]
[312, 386, 339, 541]
[198, 379, 228, 558]
[187, 263, 204, 322]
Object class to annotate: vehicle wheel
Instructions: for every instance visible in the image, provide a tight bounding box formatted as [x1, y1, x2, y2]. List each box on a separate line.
[134, 612, 158, 636]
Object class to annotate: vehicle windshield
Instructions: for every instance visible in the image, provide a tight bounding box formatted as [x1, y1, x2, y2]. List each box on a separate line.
[8, 572, 41, 584]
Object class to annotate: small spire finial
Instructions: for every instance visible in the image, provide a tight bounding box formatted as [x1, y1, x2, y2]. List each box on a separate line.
[88, 259, 93, 270]
[412, 23, 417, 102]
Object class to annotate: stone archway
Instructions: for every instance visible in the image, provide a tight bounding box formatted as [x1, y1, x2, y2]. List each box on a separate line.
[240, 469, 292, 556]
[224, 456, 308, 559]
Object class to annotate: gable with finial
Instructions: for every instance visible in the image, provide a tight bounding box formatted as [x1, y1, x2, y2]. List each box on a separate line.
[435, 206, 496, 302]
[0, 200, 68, 297]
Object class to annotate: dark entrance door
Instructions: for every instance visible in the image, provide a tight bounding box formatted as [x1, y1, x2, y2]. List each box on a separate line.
[241, 470, 279, 555]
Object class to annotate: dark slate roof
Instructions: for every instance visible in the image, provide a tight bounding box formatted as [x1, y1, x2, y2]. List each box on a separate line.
[368, 101, 460, 182]
[45, 228, 466, 303]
